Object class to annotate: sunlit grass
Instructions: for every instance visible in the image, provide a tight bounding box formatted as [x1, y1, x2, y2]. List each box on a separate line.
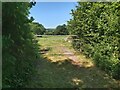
[27, 35, 120, 88]
[37, 35, 69, 62]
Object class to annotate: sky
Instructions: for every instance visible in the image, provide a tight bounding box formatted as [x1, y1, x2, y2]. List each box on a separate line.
[29, 2, 77, 28]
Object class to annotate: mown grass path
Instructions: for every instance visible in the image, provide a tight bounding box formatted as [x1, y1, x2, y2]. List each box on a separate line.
[28, 35, 120, 88]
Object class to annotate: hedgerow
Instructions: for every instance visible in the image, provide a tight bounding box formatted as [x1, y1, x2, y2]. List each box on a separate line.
[2, 2, 40, 87]
[67, 2, 120, 79]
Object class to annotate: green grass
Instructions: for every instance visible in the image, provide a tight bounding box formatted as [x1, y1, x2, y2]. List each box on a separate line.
[37, 35, 71, 62]
[27, 35, 120, 88]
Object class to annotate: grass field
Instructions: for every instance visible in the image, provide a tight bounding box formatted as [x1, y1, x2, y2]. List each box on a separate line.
[38, 35, 72, 62]
[27, 35, 120, 88]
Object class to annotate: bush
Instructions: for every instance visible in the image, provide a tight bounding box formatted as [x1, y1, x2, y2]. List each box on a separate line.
[67, 2, 120, 79]
[2, 2, 40, 87]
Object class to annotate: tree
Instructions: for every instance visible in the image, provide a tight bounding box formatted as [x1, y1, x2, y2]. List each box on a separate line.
[44, 28, 55, 35]
[29, 22, 46, 35]
[54, 24, 69, 35]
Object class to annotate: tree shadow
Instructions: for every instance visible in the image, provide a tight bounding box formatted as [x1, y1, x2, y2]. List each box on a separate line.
[27, 56, 119, 88]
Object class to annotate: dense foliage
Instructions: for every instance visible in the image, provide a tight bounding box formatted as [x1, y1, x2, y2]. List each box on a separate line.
[45, 24, 69, 35]
[67, 2, 120, 79]
[44, 28, 55, 35]
[54, 24, 69, 35]
[29, 22, 46, 35]
[2, 2, 40, 87]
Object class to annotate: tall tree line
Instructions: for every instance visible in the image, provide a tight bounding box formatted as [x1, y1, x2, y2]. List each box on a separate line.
[67, 2, 120, 79]
[45, 24, 69, 35]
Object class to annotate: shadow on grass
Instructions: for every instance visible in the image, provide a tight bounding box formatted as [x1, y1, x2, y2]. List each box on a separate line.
[27, 56, 120, 88]
[39, 47, 51, 54]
